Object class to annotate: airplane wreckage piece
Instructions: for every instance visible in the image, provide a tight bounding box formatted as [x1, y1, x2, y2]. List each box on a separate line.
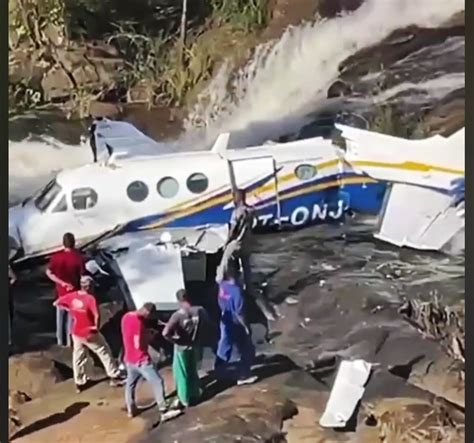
[319, 359, 372, 428]
[9, 118, 464, 265]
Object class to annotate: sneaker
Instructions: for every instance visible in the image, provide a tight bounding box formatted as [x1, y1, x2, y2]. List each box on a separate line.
[127, 405, 138, 418]
[109, 378, 125, 387]
[160, 409, 183, 422]
[237, 375, 258, 386]
[169, 398, 185, 410]
[75, 384, 87, 394]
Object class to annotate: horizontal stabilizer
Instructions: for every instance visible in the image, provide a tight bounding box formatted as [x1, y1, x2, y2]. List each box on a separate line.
[94, 118, 175, 161]
[335, 124, 464, 190]
[375, 183, 465, 250]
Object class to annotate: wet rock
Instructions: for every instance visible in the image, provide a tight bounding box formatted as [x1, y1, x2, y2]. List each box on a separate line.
[316, 0, 364, 19]
[339, 25, 464, 81]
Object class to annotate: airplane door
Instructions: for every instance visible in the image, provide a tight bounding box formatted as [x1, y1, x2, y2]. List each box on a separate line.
[228, 155, 281, 227]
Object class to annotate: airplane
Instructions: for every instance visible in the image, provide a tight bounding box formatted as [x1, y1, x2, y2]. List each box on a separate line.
[8, 118, 464, 265]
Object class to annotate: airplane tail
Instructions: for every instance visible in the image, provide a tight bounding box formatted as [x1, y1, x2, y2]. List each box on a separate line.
[335, 124, 465, 251]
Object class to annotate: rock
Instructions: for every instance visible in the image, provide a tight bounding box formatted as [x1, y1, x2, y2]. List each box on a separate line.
[138, 364, 300, 443]
[89, 101, 123, 119]
[339, 25, 464, 80]
[41, 66, 75, 101]
[316, 0, 364, 19]
[408, 356, 465, 409]
[357, 397, 464, 443]
[9, 351, 65, 399]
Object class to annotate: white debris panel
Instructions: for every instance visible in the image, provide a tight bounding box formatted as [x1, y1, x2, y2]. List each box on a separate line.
[98, 226, 228, 311]
[319, 359, 372, 428]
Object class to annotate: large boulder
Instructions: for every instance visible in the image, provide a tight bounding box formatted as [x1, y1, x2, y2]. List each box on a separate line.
[9, 351, 65, 399]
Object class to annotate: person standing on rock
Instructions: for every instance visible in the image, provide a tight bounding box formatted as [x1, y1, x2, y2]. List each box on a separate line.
[89, 119, 98, 163]
[46, 232, 86, 346]
[216, 189, 255, 294]
[54, 276, 124, 393]
[215, 267, 258, 385]
[121, 303, 182, 421]
[162, 289, 215, 409]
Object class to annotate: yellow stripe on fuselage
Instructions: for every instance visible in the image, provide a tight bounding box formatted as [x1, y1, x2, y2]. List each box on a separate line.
[352, 160, 464, 175]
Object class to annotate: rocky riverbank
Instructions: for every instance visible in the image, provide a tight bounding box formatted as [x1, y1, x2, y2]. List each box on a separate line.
[8, 222, 465, 442]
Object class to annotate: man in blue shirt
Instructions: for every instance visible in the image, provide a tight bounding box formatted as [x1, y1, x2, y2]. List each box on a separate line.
[215, 267, 257, 385]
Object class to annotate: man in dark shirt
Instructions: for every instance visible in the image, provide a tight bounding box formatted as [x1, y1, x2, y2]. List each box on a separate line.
[163, 289, 214, 408]
[46, 232, 85, 346]
[89, 121, 97, 162]
[216, 189, 255, 294]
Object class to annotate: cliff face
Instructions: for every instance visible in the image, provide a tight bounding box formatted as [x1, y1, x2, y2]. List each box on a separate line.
[7, 0, 373, 118]
[9, 0, 465, 139]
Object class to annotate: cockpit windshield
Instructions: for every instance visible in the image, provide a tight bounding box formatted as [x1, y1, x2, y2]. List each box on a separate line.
[34, 179, 62, 212]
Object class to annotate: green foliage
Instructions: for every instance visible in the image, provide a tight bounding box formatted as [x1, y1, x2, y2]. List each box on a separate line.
[368, 103, 428, 139]
[9, 0, 269, 113]
[209, 0, 268, 31]
[9, 0, 66, 48]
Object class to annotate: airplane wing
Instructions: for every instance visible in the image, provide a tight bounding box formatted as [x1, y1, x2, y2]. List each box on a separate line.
[93, 118, 176, 161]
[335, 124, 465, 251]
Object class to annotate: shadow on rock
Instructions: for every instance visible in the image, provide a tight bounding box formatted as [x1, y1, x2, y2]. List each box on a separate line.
[11, 402, 90, 440]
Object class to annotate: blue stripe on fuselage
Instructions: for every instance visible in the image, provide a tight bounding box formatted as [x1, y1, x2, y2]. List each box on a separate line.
[120, 173, 387, 234]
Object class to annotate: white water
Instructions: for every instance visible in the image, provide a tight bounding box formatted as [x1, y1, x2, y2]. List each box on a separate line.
[9, 137, 90, 204]
[182, 0, 464, 149]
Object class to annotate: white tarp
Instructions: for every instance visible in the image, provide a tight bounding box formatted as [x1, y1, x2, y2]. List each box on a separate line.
[319, 359, 372, 428]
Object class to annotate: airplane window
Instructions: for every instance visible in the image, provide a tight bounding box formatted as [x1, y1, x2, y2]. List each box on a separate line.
[187, 173, 209, 194]
[72, 187, 98, 210]
[157, 177, 179, 198]
[34, 180, 62, 211]
[52, 195, 68, 213]
[295, 164, 317, 181]
[127, 180, 149, 202]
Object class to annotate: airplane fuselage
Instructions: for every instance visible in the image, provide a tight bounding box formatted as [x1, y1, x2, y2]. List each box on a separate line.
[9, 135, 386, 262]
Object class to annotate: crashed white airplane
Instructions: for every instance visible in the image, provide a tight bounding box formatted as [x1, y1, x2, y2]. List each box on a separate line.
[9, 118, 464, 265]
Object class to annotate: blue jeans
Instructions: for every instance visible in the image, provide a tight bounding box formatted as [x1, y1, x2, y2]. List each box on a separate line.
[125, 362, 166, 413]
[215, 322, 255, 379]
[56, 307, 72, 346]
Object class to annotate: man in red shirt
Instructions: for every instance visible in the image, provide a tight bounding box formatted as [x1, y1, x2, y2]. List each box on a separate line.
[121, 303, 181, 421]
[46, 232, 85, 346]
[55, 275, 123, 393]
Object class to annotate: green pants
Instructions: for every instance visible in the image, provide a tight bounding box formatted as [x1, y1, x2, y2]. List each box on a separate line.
[173, 345, 202, 407]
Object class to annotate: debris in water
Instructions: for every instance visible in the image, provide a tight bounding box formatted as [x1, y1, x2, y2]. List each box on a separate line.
[285, 296, 299, 305]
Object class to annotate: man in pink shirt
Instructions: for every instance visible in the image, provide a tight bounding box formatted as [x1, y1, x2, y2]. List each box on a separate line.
[121, 303, 181, 421]
[55, 276, 123, 393]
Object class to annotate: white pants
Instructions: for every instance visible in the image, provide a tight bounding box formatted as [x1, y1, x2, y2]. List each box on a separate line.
[72, 332, 120, 385]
